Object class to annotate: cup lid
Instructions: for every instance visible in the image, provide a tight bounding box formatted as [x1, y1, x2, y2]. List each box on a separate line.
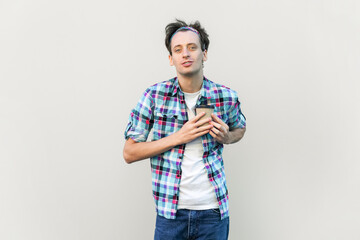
[195, 105, 214, 109]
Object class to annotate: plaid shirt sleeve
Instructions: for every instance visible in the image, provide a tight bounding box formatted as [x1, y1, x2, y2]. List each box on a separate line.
[124, 88, 154, 142]
[228, 94, 246, 130]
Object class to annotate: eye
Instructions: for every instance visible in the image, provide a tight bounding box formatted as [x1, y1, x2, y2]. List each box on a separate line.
[189, 46, 197, 50]
[174, 48, 181, 53]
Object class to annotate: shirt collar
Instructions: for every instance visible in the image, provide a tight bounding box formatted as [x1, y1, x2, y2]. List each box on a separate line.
[170, 76, 212, 99]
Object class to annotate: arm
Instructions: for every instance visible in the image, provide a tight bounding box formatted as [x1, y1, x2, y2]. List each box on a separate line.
[123, 136, 178, 164]
[225, 127, 246, 144]
[123, 112, 213, 164]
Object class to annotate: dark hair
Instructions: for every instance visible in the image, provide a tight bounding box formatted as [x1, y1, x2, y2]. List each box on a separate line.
[165, 19, 210, 55]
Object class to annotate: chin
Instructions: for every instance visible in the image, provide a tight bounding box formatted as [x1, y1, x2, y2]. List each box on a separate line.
[179, 69, 201, 78]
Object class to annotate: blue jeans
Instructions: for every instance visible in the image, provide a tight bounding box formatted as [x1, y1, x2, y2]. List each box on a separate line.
[154, 209, 229, 240]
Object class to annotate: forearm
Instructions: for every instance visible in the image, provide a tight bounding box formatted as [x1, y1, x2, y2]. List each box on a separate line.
[124, 113, 213, 164]
[225, 127, 246, 144]
[123, 134, 179, 164]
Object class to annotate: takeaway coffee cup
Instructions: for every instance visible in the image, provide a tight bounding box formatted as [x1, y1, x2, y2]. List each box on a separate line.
[195, 105, 214, 126]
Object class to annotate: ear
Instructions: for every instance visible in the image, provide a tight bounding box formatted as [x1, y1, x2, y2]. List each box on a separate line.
[202, 49, 208, 62]
[169, 54, 174, 66]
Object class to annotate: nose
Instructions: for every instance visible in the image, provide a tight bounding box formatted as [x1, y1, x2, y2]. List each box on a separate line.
[182, 48, 190, 58]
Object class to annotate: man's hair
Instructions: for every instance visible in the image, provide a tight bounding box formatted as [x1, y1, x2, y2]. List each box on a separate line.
[165, 19, 210, 55]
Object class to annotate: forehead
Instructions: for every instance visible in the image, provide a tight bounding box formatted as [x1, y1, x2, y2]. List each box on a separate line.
[171, 30, 201, 48]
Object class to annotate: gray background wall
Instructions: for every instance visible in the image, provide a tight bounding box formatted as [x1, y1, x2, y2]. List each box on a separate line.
[1, 0, 359, 239]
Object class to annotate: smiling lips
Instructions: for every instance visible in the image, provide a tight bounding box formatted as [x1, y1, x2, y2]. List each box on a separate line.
[182, 61, 193, 67]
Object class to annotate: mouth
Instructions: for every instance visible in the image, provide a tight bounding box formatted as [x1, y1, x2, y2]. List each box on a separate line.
[182, 61, 193, 67]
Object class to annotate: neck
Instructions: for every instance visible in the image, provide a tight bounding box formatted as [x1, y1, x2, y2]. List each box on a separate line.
[177, 71, 204, 93]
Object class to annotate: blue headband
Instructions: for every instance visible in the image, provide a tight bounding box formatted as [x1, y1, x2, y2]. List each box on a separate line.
[170, 26, 200, 42]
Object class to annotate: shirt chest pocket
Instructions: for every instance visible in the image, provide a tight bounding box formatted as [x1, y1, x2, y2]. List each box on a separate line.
[152, 108, 184, 140]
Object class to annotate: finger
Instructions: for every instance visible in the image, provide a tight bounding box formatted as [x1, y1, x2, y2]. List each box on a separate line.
[211, 113, 227, 127]
[210, 126, 221, 135]
[211, 127, 225, 138]
[209, 130, 223, 140]
[210, 122, 227, 135]
[194, 123, 213, 133]
[210, 121, 222, 130]
[190, 112, 206, 122]
[194, 129, 211, 138]
[211, 113, 222, 122]
[194, 117, 212, 127]
[208, 130, 217, 138]
[211, 114, 229, 130]
[209, 132, 224, 144]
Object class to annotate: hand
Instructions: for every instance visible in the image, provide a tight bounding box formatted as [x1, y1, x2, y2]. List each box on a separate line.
[209, 113, 230, 144]
[172, 112, 213, 145]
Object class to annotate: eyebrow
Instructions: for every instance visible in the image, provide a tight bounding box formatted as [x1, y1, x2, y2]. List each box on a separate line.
[173, 42, 198, 49]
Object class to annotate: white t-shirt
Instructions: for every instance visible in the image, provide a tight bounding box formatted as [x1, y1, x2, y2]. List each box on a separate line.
[177, 90, 218, 210]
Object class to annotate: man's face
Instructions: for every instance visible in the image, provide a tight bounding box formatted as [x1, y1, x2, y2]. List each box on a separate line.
[169, 30, 207, 77]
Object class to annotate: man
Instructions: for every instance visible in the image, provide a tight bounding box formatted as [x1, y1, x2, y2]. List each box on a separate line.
[123, 19, 246, 240]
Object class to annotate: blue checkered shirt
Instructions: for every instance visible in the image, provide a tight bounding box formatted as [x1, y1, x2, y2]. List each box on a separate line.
[124, 77, 246, 219]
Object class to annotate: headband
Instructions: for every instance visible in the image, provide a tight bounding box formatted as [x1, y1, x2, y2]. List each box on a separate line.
[169, 26, 200, 42]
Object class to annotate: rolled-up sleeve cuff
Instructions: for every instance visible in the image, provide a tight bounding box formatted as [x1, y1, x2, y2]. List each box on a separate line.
[124, 122, 148, 142]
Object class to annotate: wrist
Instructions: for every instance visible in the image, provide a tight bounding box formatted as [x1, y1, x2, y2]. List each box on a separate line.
[168, 132, 181, 147]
